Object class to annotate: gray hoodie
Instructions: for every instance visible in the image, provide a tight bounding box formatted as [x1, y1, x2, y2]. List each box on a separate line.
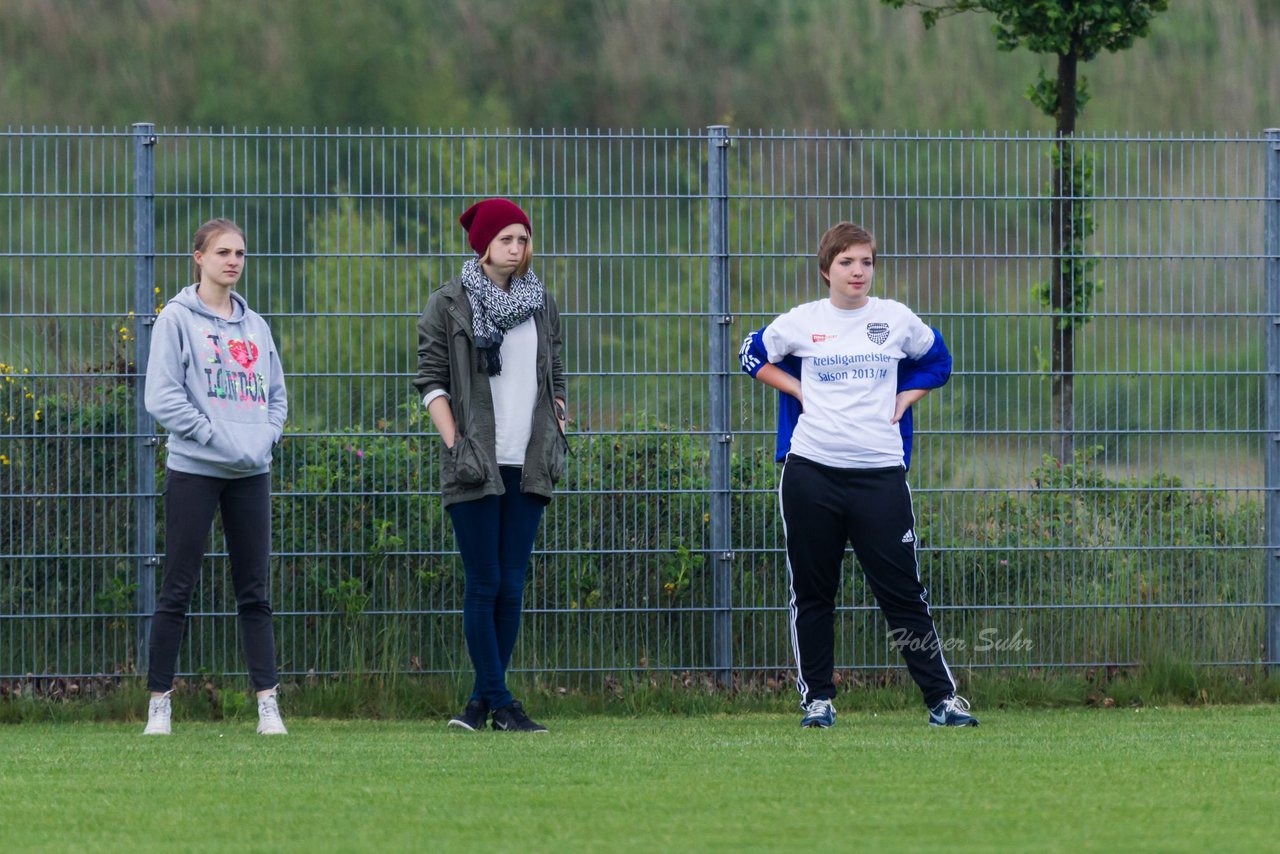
[144, 283, 287, 478]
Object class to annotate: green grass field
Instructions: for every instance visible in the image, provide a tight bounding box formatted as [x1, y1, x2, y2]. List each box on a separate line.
[3, 706, 1278, 852]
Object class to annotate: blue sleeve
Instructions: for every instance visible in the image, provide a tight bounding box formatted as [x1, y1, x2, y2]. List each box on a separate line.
[773, 357, 801, 462]
[741, 326, 801, 462]
[896, 328, 950, 471]
[898, 328, 952, 391]
[739, 327, 769, 377]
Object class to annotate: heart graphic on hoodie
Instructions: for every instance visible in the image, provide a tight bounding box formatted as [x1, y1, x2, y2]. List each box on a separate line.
[228, 339, 259, 372]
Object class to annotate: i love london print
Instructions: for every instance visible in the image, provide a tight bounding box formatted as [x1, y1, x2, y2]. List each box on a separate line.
[199, 329, 270, 408]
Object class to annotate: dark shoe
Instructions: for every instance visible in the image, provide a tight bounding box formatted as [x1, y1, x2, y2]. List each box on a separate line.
[448, 699, 489, 732]
[490, 700, 548, 733]
[801, 698, 835, 729]
[929, 694, 979, 727]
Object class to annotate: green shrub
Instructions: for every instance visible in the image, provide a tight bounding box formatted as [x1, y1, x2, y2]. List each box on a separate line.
[1, 382, 1265, 685]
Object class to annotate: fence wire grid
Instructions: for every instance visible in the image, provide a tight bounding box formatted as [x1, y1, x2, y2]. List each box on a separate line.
[2, 125, 1278, 686]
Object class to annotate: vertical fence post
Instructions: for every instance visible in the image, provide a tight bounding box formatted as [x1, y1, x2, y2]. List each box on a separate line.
[132, 123, 159, 675]
[1267, 128, 1280, 670]
[707, 125, 734, 688]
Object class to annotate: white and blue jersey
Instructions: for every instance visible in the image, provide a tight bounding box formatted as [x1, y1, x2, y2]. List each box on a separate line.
[740, 297, 951, 469]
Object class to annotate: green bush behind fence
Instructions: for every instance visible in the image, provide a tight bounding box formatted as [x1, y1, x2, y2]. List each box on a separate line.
[2, 372, 1261, 682]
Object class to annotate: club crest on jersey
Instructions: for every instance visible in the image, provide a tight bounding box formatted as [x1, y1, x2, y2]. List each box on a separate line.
[866, 322, 890, 345]
[811, 333, 838, 343]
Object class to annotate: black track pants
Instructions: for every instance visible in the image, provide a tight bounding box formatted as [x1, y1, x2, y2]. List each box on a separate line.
[779, 455, 955, 709]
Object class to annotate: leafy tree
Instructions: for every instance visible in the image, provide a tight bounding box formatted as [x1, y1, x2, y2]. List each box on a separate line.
[882, 0, 1169, 460]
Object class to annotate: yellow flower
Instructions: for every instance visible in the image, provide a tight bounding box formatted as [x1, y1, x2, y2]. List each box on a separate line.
[34, 409, 42, 421]
[0, 455, 8, 465]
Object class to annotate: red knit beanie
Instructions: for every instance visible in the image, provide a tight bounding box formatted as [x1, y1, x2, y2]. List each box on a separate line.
[458, 198, 532, 256]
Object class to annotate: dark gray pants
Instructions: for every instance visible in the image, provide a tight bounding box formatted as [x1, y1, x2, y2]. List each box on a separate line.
[779, 455, 956, 709]
[146, 469, 278, 693]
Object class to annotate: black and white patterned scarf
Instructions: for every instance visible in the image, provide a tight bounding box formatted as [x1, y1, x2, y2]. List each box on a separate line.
[460, 257, 545, 376]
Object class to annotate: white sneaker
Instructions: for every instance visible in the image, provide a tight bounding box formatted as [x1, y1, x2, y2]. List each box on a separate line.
[257, 692, 288, 735]
[143, 691, 173, 735]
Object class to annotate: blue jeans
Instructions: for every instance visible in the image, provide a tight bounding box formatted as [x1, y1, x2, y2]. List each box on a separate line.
[446, 466, 546, 710]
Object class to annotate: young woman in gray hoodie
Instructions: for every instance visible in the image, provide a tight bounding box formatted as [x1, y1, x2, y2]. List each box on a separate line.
[141, 218, 289, 736]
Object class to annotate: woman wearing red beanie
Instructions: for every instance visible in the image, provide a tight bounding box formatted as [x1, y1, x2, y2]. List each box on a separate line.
[414, 198, 568, 733]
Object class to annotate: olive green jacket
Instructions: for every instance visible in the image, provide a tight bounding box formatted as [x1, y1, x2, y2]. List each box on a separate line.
[413, 277, 567, 507]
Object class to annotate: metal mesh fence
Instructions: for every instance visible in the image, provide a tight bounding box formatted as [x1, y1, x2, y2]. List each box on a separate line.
[2, 126, 1276, 685]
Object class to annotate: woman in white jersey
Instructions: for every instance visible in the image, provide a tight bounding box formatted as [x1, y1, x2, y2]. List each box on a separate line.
[414, 199, 567, 733]
[741, 222, 977, 729]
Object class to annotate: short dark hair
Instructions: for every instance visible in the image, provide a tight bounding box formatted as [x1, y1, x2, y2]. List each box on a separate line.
[818, 222, 876, 274]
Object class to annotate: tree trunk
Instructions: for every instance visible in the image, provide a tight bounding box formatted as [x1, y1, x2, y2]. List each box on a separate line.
[1050, 47, 1079, 463]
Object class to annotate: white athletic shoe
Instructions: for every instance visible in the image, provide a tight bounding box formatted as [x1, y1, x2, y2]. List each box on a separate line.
[143, 691, 173, 735]
[257, 692, 288, 735]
